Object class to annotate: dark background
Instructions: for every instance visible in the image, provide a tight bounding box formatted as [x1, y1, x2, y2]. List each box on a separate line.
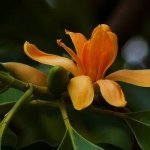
[0, 0, 149, 65]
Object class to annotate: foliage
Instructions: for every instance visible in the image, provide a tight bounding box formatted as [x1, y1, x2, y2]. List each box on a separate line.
[0, 0, 150, 149]
[0, 64, 150, 150]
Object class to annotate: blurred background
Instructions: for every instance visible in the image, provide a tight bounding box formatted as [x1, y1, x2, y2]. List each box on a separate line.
[0, 0, 150, 110]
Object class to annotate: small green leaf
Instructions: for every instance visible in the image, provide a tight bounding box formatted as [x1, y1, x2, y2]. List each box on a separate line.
[0, 88, 23, 104]
[58, 127, 104, 150]
[125, 110, 150, 150]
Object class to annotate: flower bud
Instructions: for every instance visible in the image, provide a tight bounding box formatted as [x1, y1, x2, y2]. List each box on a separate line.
[47, 66, 69, 95]
[2, 62, 47, 86]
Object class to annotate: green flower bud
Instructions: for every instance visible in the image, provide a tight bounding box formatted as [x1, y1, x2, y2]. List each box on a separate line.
[47, 66, 69, 95]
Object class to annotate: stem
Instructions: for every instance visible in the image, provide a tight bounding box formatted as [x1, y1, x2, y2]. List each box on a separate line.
[0, 71, 52, 98]
[89, 106, 125, 119]
[30, 99, 58, 108]
[58, 99, 76, 149]
[58, 99, 71, 129]
[12, 78, 28, 91]
[0, 86, 34, 145]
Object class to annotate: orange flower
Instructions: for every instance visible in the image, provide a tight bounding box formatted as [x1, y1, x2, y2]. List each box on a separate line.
[24, 24, 150, 110]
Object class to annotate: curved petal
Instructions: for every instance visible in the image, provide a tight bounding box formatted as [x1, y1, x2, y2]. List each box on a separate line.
[24, 41, 78, 76]
[68, 76, 94, 110]
[85, 24, 118, 81]
[97, 79, 127, 107]
[91, 24, 111, 37]
[81, 40, 91, 74]
[57, 39, 84, 74]
[65, 30, 87, 59]
[106, 69, 150, 87]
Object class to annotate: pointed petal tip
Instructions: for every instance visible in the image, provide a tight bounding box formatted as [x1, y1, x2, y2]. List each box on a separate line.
[24, 41, 34, 53]
[94, 24, 111, 32]
[24, 41, 29, 49]
[65, 29, 69, 34]
[119, 100, 127, 107]
[56, 39, 63, 46]
[24, 41, 31, 46]
[97, 79, 127, 107]
[56, 39, 61, 42]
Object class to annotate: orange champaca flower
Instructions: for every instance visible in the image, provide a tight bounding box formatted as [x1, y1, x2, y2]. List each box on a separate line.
[24, 24, 150, 110]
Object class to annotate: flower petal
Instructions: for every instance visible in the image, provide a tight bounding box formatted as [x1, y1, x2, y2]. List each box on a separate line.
[57, 39, 84, 74]
[68, 76, 94, 110]
[106, 69, 150, 87]
[24, 41, 78, 76]
[65, 30, 87, 59]
[85, 24, 118, 81]
[97, 79, 127, 107]
[91, 24, 111, 37]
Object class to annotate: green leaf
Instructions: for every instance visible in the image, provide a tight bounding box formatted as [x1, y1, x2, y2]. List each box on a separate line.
[0, 102, 14, 115]
[10, 101, 65, 149]
[121, 83, 150, 111]
[58, 100, 104, 150]
[69, 109, 134, 150]
[0, 87, 33, 149]
[126, 110, 150, 125]
[58, 127, 104, 150]
[0, 88, 23, 104]
[125, 110, 150, 150]
[58, 130, 73, 150]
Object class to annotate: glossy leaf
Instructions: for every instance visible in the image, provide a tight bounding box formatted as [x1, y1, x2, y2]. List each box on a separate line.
[120, 83, 150, 111]
[126, 110, 150, 124]
[58, 127, 104, 150]
[0, 87, 33, 150]
[0, 99, 136, 150]
[125, 110, 150, 150]
[70, 109, 134, 150]
[10, 101, 65, 149]
[0, 88, 23, 104]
